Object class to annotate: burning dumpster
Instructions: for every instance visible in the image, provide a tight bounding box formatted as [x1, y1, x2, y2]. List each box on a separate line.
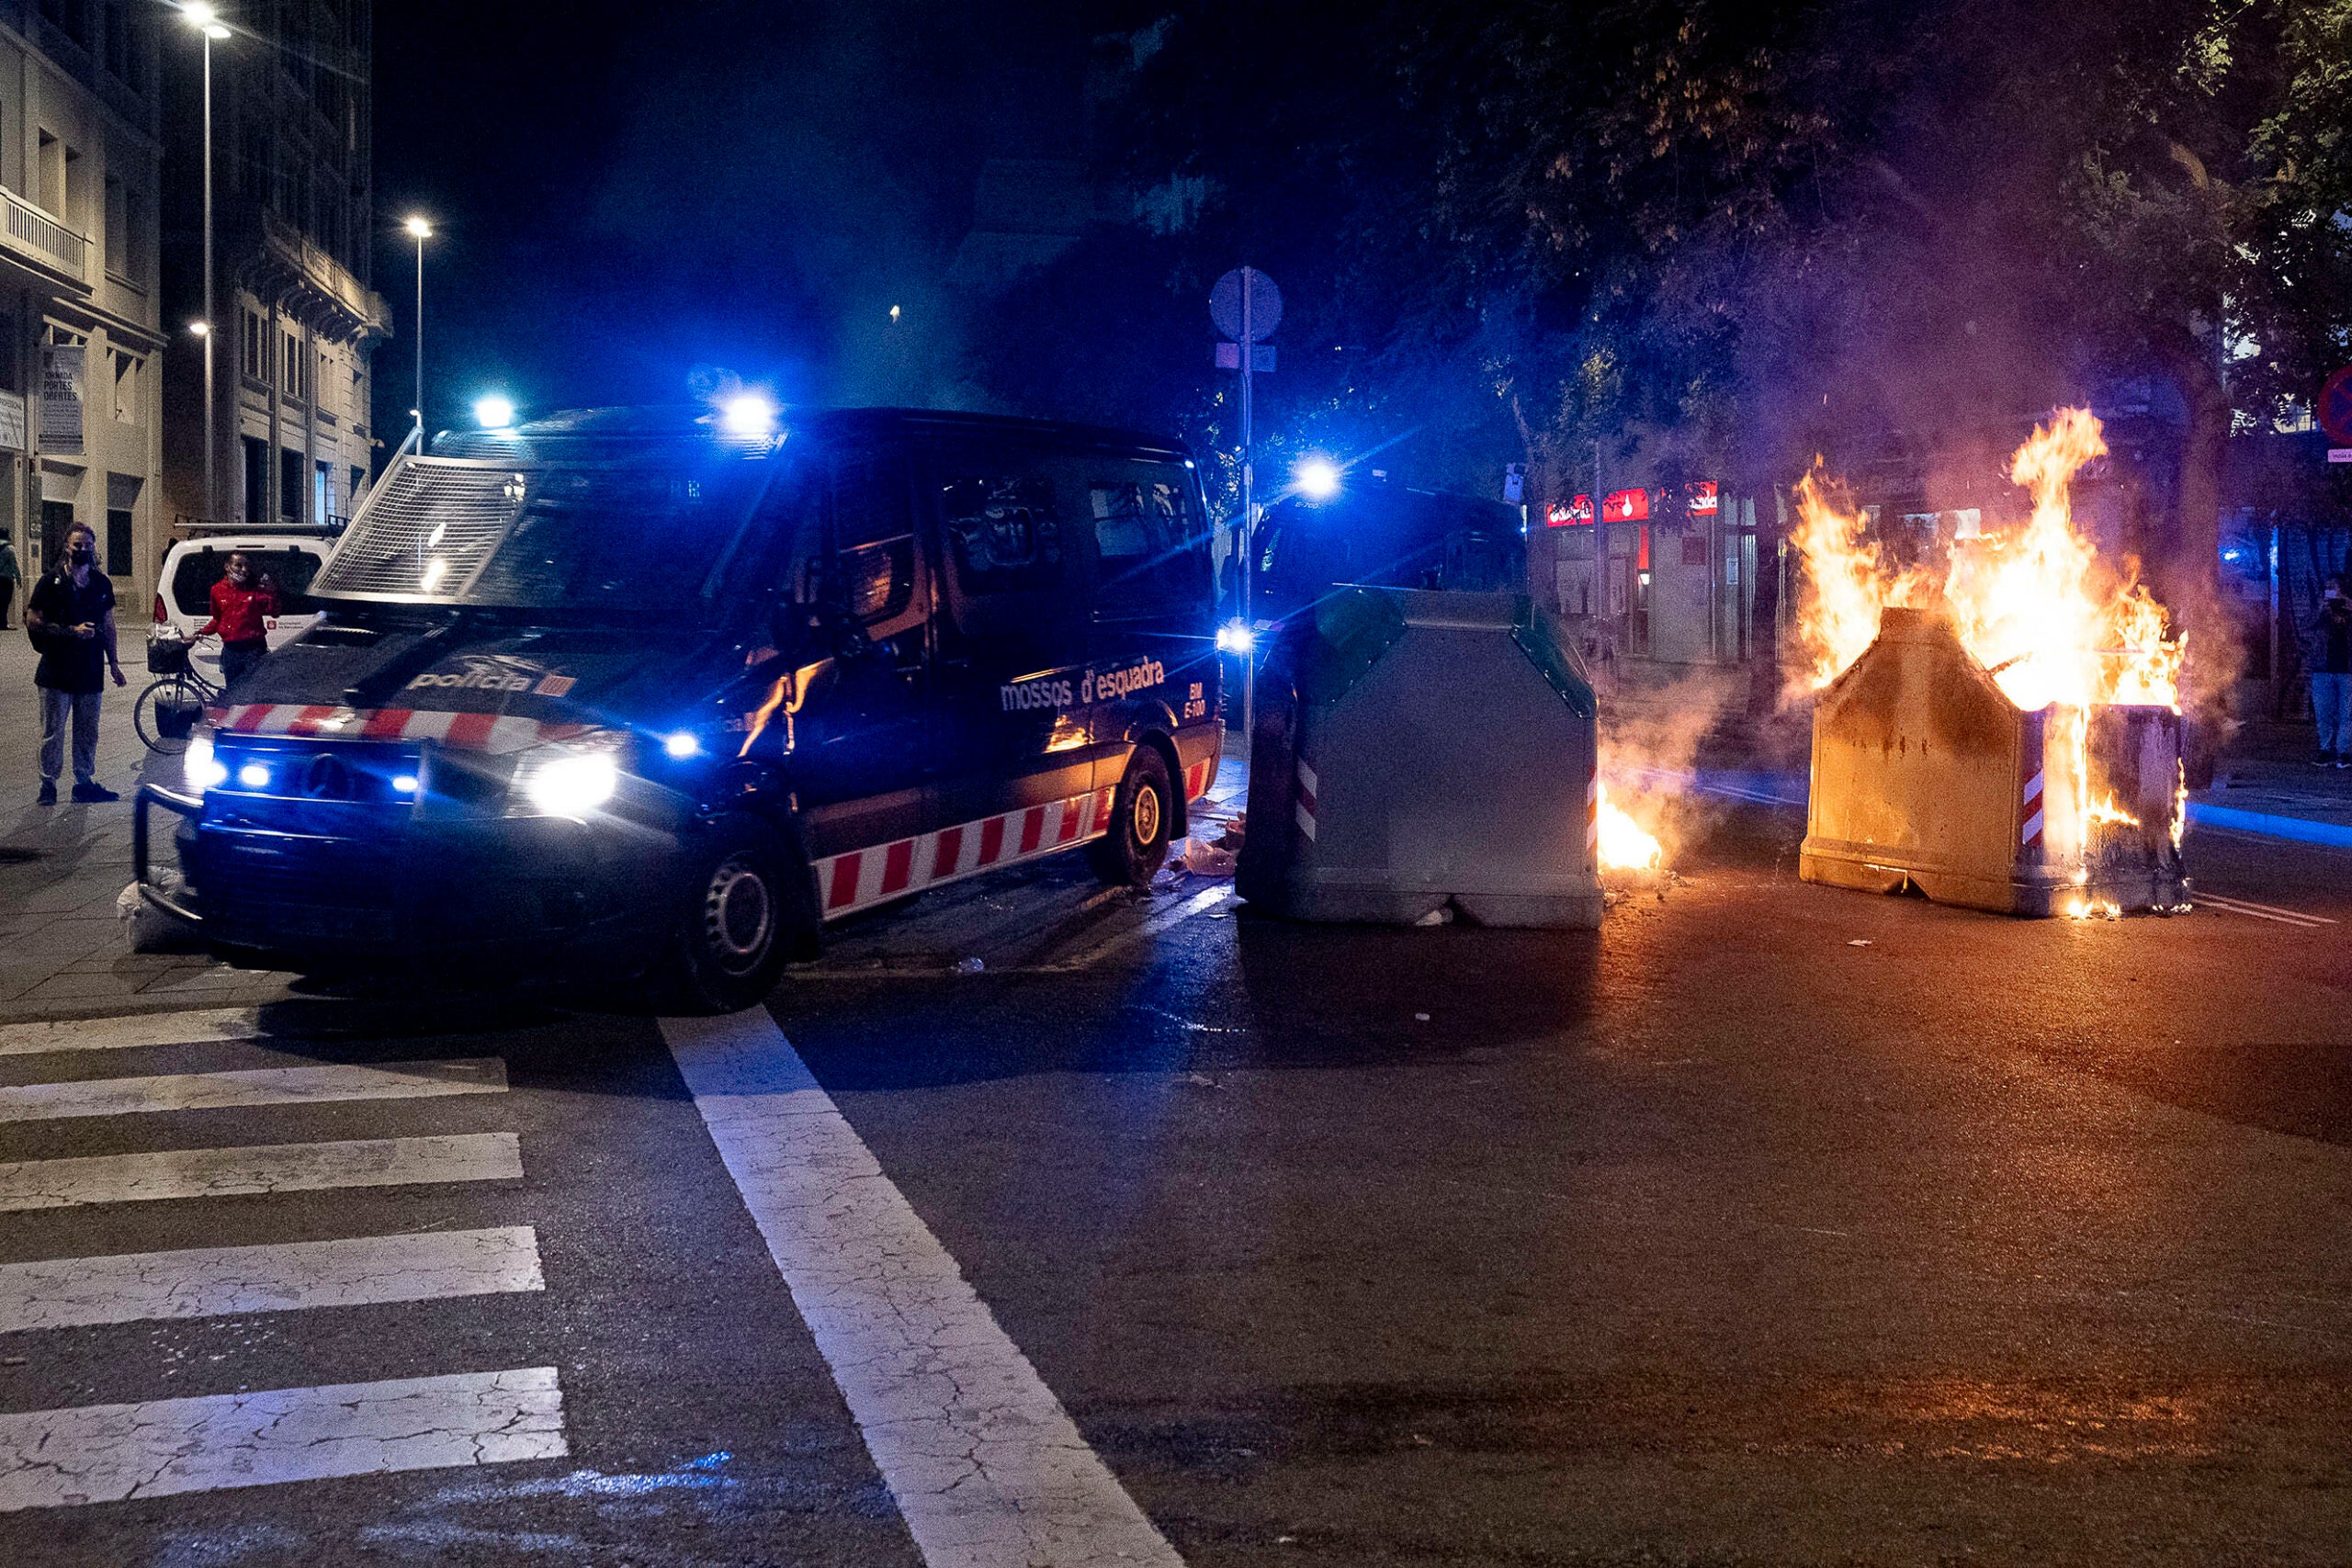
[1235, 585, 1603, 927]
[1800, 608, 2186, 916]
[1790, 407, 2188, 919]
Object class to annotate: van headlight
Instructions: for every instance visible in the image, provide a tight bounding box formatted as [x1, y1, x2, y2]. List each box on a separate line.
[511, 732, 626, 818]
[184, 729, 228, 794]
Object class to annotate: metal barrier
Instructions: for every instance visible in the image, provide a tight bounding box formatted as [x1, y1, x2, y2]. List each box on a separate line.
[134, 784, 204, 928]
[1236, 586, 1603, 927]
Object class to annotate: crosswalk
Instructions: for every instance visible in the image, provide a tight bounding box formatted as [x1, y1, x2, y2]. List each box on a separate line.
[0, 1014, 562, 1513]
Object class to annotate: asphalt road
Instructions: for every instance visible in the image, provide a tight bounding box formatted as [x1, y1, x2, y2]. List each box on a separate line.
[3, 802, 2349, 1566]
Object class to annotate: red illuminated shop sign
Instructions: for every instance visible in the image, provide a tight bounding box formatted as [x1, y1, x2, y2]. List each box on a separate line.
[1602, 488, 1649, 523]
[1685, 480, 1718, 517]
[1546, 493, 1595, 526]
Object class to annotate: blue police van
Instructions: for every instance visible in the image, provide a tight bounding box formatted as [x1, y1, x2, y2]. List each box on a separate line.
[137, 406, 1223, 1010]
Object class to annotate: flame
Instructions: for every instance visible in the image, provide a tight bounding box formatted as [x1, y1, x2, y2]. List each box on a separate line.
[1595, 780, 1663, 872]
[1790, 409, 2187, 858]
[1788, 468, 1928, 692]
[2086, 794, 2139, 829]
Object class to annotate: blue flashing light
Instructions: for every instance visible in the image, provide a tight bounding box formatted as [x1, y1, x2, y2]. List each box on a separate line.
[719, 393, 777, 437]
[1293, 456, 1342, 502]
[474, 394, 516, 430]
[1215, 620, 1254, 655]
[391, 773, 419, 795]
[236, 762, 270, 789]
[662, 731, 702, 760]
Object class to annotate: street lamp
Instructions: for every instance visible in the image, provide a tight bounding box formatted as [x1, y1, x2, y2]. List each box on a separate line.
[404, 216, 431, 440]
[179, 3, 231, 524]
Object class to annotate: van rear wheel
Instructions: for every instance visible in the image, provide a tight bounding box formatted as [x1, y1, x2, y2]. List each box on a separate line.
[662, 813, 797, 1013]
[1087, 747, 1174, 889]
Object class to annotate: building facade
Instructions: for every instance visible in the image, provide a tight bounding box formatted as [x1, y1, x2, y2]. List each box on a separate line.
[160, 0, 383, 544]
[0, 1, 166, 605]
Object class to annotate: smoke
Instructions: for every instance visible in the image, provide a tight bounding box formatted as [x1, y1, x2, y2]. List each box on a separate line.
[1597, 667, 1752, 870]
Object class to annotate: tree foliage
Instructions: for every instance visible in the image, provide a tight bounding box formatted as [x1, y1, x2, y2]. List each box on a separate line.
[962, 0, 2352, 615]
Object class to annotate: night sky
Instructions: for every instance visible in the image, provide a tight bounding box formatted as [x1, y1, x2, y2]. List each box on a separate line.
[370, 0, 1101, 437]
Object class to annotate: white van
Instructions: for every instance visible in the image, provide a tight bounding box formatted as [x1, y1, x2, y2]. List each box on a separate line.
[151, 534, 333, 685]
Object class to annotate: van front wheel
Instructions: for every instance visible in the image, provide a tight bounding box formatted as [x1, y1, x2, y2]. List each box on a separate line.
[1087, 747, 1174, 889]
[663, 813, 796, 1013]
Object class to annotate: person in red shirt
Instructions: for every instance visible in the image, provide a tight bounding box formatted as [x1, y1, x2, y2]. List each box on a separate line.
[195, 552, 278, 686]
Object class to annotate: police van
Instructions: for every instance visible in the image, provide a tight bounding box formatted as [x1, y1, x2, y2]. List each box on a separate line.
[136, 406, 1223, 1010]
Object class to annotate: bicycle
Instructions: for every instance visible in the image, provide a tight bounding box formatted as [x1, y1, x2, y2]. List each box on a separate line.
[133, 634, 224, 757]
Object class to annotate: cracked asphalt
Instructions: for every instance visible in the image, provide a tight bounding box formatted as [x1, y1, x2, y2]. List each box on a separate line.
[3, 802, 2351, 1565]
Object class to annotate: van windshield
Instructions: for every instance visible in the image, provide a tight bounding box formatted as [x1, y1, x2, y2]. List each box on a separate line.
[313, 436, 777, 618]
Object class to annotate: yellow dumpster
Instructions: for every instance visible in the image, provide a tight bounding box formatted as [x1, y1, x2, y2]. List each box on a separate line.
[1800, 607, 2185, 916]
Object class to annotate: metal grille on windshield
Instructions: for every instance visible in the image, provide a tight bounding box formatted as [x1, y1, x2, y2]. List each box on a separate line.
[312, 458, 529, 598]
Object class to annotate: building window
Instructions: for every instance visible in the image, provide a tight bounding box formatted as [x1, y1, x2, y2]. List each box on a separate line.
[242, 307, 264, 380]
[36, 131, 62, 219]
[111, 351, 136, 423]
[237, 118, 266, 201]
[242, 435, 267, 523]
[40, 1, 90, 51]
[103, 1, 128, 79]
[281, 331, 311, 402]
[279, 448, 302, 523]
[103, 175, 125, 276]
[61, 144, 83, 231]
[105, 505, 131, 576]
[123, 186, 144, 283]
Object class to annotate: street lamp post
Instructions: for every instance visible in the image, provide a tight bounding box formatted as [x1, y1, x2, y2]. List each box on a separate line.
[404, 217, 431, 441]
[180, 4, 231, 524]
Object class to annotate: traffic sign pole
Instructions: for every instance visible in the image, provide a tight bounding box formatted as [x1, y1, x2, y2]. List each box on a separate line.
[1240, 268, 1256, 737]
[1211, 265, 1282, 739]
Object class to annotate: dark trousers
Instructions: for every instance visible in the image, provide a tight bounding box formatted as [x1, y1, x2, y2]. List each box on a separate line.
[0, 581, 13, 629]
[220, 640, 267, 687]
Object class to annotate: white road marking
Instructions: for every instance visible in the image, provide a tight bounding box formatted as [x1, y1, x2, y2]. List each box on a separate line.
[662, 1008, 1183, 1568]
[0, 1367, 566, 1512]
[0, 1058, 506, 1124]
[0, 1226, 545, 1332]
[1047, 884, 1237, 972]
[2198, 892, 2336, 924]
[0, 1007, 261, 1058]
[0, 1134, 524, 1213]
[2197, 894, 2331, 929]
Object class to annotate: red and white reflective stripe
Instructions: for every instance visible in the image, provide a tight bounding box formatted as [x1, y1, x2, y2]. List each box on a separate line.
[2020, 768, 2045, 851]
[1586, 772, 1599, 855]
[1293, 756, 1318, 842]
[1184, 760, 1209, 800]
[815, 788, 1117, 920]
[211, 704, 588, 755]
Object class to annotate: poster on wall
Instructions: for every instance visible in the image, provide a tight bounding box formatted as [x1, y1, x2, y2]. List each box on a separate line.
[0, 389, 25, 452]
[40, 344, 82, 456]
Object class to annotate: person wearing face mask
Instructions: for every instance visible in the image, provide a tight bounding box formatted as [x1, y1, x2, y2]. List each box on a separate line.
[23, 522, 125, 805]
[2310, 574, 2352, 769]
[193, 551, 277, 687]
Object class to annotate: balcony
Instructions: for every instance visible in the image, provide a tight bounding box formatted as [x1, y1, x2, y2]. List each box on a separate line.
[0, 186, 87, 289]
[254, 211, 390, 342]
